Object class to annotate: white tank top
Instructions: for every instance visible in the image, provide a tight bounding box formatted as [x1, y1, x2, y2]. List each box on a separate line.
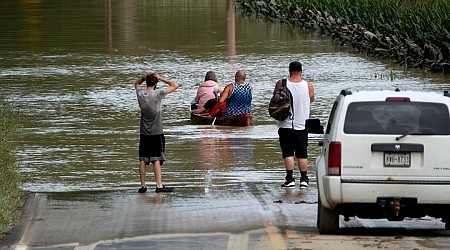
[277, 79, 310, 130]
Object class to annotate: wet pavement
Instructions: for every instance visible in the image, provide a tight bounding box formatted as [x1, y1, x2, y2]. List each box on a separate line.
[2, 184, 450, 250]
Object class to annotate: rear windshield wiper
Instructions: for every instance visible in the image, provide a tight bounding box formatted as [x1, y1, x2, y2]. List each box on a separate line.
[395, 131, 434, 141]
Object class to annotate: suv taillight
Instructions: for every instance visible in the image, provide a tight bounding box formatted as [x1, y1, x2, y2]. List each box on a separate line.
[385, 97, 410, 102]
[328, 141, 341, 176]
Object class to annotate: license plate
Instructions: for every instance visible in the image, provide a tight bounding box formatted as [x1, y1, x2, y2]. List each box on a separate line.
[384, 152, 411, 167]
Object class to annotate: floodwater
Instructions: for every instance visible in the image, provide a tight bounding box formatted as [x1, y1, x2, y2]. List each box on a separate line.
[1, 0, 450, 193]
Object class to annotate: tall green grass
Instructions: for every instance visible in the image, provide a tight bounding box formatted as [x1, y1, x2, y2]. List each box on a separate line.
[299, 0, 449, 48]
[0, 98, 24, 236]
[240, 0, 449, 45]
[237, 0, 450, 71]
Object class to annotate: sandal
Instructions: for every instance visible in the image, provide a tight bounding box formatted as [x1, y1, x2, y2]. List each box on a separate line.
[155, 186, 174, 193]
[138, 186, 147, 193]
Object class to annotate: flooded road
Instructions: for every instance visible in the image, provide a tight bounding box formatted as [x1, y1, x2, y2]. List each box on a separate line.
[1, 1, 450, 248]
[1, 0, 449, 193]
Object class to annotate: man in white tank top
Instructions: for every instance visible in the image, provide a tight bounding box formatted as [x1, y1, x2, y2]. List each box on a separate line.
[275, 61, 315, 189]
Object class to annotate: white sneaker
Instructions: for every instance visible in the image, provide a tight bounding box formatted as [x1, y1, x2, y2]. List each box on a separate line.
[300, 176, 309, 189]
[281, 179, 295, 187]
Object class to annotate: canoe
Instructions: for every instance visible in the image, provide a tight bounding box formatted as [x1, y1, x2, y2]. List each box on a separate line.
[190, 112, 253, 127]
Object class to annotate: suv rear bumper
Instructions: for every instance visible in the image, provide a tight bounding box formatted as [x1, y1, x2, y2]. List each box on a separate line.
[321, 176, 450, 208]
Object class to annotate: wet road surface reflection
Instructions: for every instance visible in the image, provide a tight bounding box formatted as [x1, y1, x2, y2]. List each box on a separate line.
[5, 186, 449, 249]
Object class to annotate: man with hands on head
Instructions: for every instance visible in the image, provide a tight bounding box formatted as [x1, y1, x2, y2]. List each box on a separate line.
[134, 72, 179, 193]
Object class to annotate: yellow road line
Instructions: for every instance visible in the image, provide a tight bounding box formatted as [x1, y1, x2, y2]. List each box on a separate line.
[263, 220, 287, 250]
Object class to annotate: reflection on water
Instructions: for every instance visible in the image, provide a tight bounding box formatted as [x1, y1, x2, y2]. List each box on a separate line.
[195, 136, 253, 172]
[0, 0, 449, 192]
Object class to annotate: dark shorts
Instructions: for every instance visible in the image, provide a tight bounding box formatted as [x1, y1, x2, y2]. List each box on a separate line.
[203, 98, 218, 111]
[139, 134, 165, 165]
[278, 128, 308, 159]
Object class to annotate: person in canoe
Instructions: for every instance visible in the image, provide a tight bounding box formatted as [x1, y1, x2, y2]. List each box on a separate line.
[191, 71, 221, 115]
[191, 85, 224, 116]
[216, 70, 253, 117]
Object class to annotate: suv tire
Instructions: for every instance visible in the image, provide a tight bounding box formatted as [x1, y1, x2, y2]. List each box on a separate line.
[318, 198, 339, 234]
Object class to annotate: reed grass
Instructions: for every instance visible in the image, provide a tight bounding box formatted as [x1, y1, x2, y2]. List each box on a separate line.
[240, 0, 449, 45]
[309, 0, 448, 46]
[0, 98, 25, 236]
[237, 0, 450, 72]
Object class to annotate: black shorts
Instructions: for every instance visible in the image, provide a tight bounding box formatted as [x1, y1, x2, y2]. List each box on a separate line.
[203, 98, 218, 111]
[278, 128, 308, 159]
[139, 134, 165, 165]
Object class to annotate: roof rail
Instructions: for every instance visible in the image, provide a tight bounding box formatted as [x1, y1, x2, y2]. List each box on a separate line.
[340, 89, 352, 96]
[444, 91, 450, 98]
[395, 88, 400, 92]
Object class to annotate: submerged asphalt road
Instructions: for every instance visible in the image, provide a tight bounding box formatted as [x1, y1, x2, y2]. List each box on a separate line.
[2, 184, 450, 250]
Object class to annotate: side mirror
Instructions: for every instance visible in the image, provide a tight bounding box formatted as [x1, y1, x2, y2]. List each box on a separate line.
[306, 118, 324, 134]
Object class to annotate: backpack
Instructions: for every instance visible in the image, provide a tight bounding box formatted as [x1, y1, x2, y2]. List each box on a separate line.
[268, 79, 293, 121]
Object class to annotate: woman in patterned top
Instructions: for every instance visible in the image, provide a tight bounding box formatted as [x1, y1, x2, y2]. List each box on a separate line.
[217, 70, 252, 116]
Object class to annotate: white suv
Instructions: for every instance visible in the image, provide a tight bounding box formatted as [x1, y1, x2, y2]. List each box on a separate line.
[316, 88, 450, 234]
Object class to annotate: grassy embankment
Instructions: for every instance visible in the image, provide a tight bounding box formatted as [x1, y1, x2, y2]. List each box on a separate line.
[237, 0, 450, 73]
[0, 98, 25, 237]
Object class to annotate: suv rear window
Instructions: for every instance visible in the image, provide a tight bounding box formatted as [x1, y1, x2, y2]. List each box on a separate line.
[344, 101, 450, 135]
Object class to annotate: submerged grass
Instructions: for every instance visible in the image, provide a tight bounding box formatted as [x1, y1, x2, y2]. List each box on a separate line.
[0, 97, 25, 236]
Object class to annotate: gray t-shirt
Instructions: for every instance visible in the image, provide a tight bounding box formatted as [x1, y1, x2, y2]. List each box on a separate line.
[136, 87, 166, 135]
